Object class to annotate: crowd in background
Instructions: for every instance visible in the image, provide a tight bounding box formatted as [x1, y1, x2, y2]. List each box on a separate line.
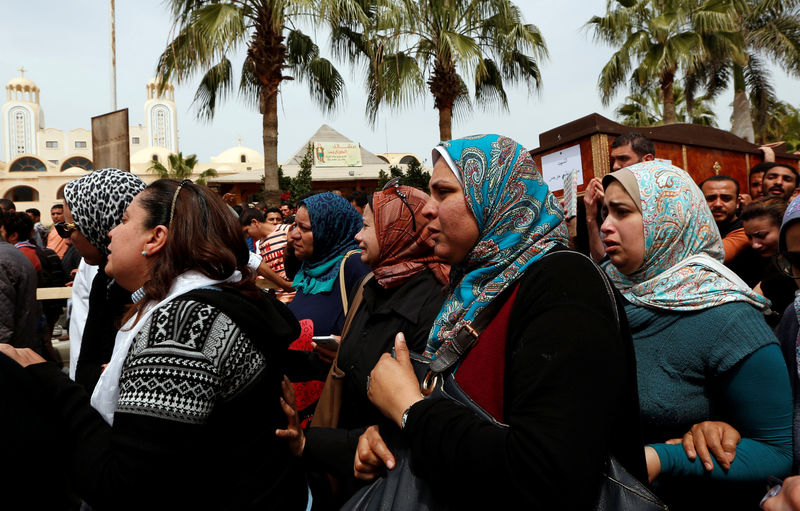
[1, 133, 800, 510]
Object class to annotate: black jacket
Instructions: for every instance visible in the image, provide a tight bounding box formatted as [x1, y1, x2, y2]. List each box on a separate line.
[401, 250, 645, 509]
[303, 269, 446, 501]
[24, 287, 307, 511]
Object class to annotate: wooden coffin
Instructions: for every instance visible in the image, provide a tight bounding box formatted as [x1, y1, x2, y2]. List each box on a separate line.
[528, 113, 800, 196]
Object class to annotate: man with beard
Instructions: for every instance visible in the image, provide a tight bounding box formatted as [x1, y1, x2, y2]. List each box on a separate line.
[700, 175, 749, 265]
[762, 163, 799, 202]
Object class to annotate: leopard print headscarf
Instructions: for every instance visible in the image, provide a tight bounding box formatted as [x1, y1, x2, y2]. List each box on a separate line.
[64, 168, 146, 256]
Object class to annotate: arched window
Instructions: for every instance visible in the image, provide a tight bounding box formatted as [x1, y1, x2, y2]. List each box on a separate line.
[9, 156, 46, 172]
[60, 156, 93, 172]
[5, 186, 39, 202]
[376, 155, 390, 163]
[152, 154, 159, 162]
[241, 154, 246, 163]
[399, 155, 419, 165]
[56, 184, 66, 200]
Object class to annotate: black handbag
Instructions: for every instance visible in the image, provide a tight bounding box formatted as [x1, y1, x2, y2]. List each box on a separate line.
[342, 252, 668, 510]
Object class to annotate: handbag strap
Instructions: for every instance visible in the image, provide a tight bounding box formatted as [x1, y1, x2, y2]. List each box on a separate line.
[339, 249, 361, 316]
[331, 273, 373, 379]
[430, 250, 577, 374]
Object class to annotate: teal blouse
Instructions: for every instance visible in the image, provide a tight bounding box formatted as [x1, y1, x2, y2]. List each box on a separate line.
[626, 300, 793, 480]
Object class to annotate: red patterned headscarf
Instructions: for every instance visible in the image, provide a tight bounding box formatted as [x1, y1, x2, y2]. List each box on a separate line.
[371, 185, 449, 289]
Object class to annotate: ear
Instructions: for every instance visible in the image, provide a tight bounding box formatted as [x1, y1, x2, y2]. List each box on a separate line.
[7, 232, 19, 245]
[143, 225, 169, 256]
[642, 154, 655, 162]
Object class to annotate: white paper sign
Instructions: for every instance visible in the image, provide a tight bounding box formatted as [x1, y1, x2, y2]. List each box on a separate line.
[540, 145, 584, 192]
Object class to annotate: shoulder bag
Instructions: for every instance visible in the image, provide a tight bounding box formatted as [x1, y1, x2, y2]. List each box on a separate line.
[342, 252, 667, 511]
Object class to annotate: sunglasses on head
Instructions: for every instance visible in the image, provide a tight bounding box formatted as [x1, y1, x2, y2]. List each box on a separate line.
[775, 251, 800, 279]
[54, 221, 79, 239]
[382, 177, 417, 232]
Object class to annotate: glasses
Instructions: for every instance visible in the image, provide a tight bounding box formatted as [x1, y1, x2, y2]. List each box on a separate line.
[382, 177, 416, 232]
[54, 221, 79, 239]
[775, 251, 800, 279]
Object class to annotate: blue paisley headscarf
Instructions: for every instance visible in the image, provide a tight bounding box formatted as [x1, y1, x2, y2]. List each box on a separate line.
[292, 192, 362, 295]
[602, 161, 768, 311]
[425, 134, 568, 358]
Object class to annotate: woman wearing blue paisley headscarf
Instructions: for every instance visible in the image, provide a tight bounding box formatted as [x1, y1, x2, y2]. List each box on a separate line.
[600, 161, 792, 509]
[287, 192, 371, 337]
[361, 134, 646, 508]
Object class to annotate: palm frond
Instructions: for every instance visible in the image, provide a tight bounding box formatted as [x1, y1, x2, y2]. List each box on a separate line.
[192, 57, 234, 121]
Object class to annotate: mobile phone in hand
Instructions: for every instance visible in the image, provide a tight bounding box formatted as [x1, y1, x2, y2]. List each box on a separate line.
[312, 335, 340, 351]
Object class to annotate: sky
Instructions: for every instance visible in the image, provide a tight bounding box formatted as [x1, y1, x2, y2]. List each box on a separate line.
[2, 0, 799, 167]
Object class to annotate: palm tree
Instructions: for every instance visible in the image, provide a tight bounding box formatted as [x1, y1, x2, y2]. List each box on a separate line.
[155, 1, 357, 204]
[726, 0, 800, 142]
[148, 152, 219, 186]
[616, 84, 717, 127]
[334, 0, 547, 141]
[587, 0, 745, 125]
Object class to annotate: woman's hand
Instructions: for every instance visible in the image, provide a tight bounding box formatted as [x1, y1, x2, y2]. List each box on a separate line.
[275, 376, 305, 457]
[367, 333, 423, 427]
[644, 446, 661, 483]
[583, 178, 605, 220]
[665, 421, 740, 471]
[0, 344, 46, 367]
[354, 425, 395, 481]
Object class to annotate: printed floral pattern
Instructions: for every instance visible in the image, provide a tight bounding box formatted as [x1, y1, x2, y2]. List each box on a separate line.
[426, 134, 568, 358]
[604, 161, 769, 311]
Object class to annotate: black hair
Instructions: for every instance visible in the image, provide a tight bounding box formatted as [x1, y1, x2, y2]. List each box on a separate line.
[741, 197, 787, 226]
[4, 212, 34, 241]
[0, 198, 15, 212]
[265, 207, 281, 215]
[347, 190, 369, 208]
[611, 132, 655, 159]
[755, 162, 800, 183]
[699, 175, 739, 196]
[239, 207, 266, 226]
[25, 208, 41, 219]
[50, 203, 63, 212]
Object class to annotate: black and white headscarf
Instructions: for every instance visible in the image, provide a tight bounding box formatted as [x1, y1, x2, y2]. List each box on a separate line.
[63, 168, 146, 256]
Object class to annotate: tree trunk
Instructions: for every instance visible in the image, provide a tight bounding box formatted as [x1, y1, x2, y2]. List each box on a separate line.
[438, 105, 453, 142]
[262, 88, 282, 206]
[661, 71, 677, 125]
[730, 64, 755, 143]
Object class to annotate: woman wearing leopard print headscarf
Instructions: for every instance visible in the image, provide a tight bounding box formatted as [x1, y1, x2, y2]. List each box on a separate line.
[61, 168, 145, 394]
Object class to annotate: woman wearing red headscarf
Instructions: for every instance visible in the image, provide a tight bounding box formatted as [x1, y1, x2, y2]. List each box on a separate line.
[278, 180, 449, 508]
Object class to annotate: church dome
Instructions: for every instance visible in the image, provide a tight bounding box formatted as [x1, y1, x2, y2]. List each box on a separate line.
[6, 75, 39, 92]
[211, 144, 263, 165]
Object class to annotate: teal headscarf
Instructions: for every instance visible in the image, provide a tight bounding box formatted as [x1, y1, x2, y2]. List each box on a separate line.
[602, 161, 769, 311]
[425, 134, 568, 358]
[292, 192, 362, 295]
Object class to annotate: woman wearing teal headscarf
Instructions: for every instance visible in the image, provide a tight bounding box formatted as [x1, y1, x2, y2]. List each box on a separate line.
[361, 134, 645, 508]
[287, 192, 370, 337]
[600, 161, 792, 509]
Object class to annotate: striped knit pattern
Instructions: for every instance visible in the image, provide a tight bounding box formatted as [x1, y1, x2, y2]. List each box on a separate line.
[116, 299, 266, 424]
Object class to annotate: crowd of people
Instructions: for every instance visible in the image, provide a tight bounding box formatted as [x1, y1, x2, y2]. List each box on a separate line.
[1, 132, 800, 510]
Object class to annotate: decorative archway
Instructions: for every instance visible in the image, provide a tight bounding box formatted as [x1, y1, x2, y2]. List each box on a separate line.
[4, 185, 39, 202]
[9, 156, 46, 172]
[60, 156, 93, 172]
